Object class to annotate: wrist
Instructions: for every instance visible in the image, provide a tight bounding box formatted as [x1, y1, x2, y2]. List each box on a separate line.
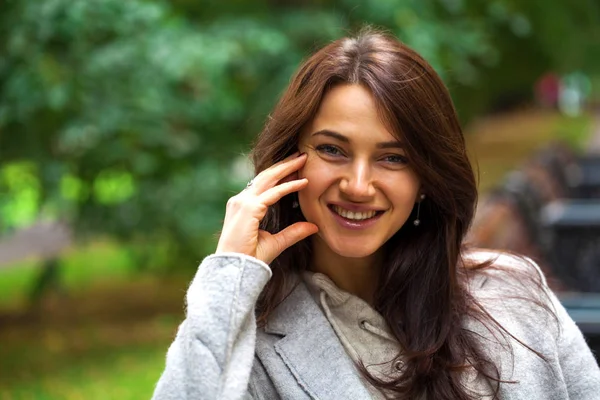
[205, 252, 272, 277]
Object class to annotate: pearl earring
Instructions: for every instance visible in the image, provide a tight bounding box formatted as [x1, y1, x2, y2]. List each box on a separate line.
[414, 194, 425, 226]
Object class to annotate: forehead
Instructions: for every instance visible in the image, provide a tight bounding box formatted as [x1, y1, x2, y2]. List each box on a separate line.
[302, 83, 400, 143]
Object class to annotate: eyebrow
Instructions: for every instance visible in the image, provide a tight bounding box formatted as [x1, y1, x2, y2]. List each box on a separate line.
[311, 129, 404, 149]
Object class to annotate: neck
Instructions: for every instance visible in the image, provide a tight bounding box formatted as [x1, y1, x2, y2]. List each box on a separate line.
[310, 237, 382, 305]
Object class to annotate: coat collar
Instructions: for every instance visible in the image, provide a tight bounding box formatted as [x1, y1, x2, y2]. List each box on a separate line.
[263, 280, 372, 399]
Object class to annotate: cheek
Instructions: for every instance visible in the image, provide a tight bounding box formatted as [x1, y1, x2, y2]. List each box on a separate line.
[381, 173, 421, 206]
[298, 159, 337, 203]
[299, 156, 336, 187]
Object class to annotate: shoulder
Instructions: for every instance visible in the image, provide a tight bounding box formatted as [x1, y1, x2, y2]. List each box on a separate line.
[461, 249, 558, 337]
[461, 251, 560, 361]
[462, 249, 548, 294]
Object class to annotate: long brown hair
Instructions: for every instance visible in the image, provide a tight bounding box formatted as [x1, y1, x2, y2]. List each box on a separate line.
[251, 27, 550, 399]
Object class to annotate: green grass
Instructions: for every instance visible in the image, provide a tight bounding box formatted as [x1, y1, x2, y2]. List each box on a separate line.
[0, 240, 188, 400]
[554, 112, 595, 151]
[0, 344, 168, 400]
[0, 261, 39, 306]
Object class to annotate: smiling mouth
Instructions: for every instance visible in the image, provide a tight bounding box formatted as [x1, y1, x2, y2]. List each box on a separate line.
[328, 205, 384, 221]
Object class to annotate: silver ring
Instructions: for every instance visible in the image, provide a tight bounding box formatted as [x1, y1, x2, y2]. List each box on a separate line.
[246, 179, 254, 189]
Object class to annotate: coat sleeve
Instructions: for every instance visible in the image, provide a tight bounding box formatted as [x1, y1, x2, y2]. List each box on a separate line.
[523, 256, 600, 395]
[151, 253, 272, 400]
[549, 290, 600, 396]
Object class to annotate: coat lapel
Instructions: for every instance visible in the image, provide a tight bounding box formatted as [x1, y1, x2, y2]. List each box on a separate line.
[263, 281, 372, 399]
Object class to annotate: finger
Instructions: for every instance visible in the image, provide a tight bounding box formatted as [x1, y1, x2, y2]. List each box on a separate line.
[259, 178, 308, 207]
[278, 170, 299, 185]
[249, 153, 306, 193]
[260, 222, 319, 263]
[255, 153, 304, 190]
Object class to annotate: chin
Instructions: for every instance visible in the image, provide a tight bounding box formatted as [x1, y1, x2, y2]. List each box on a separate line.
[325, 237, 381, 259]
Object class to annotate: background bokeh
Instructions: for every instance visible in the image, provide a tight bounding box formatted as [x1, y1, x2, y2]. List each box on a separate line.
[1, 1, 599, 398]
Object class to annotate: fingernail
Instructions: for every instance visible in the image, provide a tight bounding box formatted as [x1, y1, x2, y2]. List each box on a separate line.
[298, 152, 306, 157]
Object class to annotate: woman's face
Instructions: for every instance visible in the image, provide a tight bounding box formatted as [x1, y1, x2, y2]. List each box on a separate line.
[297, 83, 421, 259]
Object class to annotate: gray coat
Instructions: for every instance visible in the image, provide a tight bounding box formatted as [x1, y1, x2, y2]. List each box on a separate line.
[152, 253, 600, 399]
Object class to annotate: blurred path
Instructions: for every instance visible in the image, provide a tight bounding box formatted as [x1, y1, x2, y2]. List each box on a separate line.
[0, 221, 71, 269]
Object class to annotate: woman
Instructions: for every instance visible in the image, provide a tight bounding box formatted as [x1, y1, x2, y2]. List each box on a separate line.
[152, 29, 600, 399]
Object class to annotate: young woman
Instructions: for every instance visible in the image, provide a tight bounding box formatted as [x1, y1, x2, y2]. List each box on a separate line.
[152, 29, 600, 399]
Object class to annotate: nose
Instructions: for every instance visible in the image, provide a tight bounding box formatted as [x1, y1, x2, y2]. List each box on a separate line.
[339, 160, 376, 200]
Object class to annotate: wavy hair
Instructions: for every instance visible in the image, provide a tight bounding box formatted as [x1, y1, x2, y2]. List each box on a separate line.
[251, 28, 551, 399]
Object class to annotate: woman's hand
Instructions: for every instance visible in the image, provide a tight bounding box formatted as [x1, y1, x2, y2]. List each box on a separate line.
[216, 152, 318, 264]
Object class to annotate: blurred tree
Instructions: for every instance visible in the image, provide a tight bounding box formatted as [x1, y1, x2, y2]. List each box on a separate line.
[0, 0, 343, 266]
[0, 0, 598, 269]
[451, 0, 600, 115]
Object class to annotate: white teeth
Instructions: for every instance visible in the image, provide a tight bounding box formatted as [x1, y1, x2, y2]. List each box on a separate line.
[333, 206, 377, 220]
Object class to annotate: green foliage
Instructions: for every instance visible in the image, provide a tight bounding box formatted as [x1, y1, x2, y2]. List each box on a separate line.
[0, 0, 598, 265]
[0, 162, 41, 229]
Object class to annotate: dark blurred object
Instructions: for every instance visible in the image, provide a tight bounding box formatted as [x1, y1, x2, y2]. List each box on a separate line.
[560, 294, 600, 335]
[468, 140, 600, 336]
[541, 200, 600, 292]
[537, 142, 600, 198]
[533, 143, 600, 292]
[476, 143, 600, 291]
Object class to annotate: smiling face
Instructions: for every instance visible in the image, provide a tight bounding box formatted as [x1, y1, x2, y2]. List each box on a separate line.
[297, 83, 421, 261]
